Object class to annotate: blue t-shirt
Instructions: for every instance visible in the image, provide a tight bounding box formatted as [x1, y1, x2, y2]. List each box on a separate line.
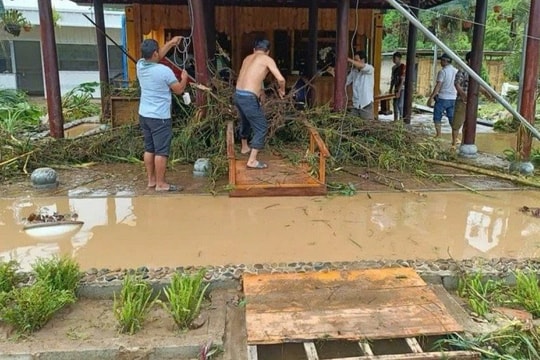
[136, 59, 178, 119]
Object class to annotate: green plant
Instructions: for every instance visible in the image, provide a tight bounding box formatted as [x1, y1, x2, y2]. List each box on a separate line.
[513, 271, 540, 317]
[113, 274, 157, 334]
[32, 256, 81, 294]
[457, 273, 502, 317]
[1, 9, 27, 37]
[0, 260, 22, 293]
[61, 82, 100, 121]
[163, 270, 209, 330]
[0, 281, 75, 334]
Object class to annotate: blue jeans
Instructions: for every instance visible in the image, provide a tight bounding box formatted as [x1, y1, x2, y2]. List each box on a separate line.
[433, 98, 456, 125]
[234, 90, 267, 150]
[393, 92, 404, 119]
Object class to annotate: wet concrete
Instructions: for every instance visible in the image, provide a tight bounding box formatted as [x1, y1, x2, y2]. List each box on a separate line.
[1, 191, 539, 271]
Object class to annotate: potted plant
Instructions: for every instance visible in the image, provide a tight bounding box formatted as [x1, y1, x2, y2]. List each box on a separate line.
[23, 21, 32, 32]
[0, 9, 28, 37]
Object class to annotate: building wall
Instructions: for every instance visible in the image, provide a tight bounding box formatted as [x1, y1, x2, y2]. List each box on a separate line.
[0, 74, 16, 88]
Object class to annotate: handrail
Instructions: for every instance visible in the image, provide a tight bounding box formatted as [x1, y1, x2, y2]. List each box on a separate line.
[302, 118, 331, 158]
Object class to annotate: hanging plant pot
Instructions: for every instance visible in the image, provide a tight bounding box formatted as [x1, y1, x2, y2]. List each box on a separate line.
[462, 20, 472, 30]
[23, 24, 32, 32]
[493, 5, 502, 13]
[4, 24, 21, 37]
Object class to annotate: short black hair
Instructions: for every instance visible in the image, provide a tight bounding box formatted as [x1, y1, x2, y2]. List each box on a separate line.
[254, 39, 270, 51]
[465, 51, 472, 61]
[393, 51, 402, 59]
[354, 50, 367, 61]
[141, 39, 159, 60]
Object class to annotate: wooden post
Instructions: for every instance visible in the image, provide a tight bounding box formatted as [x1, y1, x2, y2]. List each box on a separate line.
[307, 0, 319, 107]
[334, 0, 349, 111]
[372, 11, 384, 119]
[403, 0, 419, 124]
[37, 0, 64, 138]
[204, 1, 216, 70]
[517, 0, 540, 162]
[190, 0, 210, 106]
[93, 0, 110, 121]
[462, 0, 488, 145]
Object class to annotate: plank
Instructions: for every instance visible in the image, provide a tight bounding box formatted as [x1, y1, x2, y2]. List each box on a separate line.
[243, 269, 426, 295]
[247, 345, 258, 360]
[246, 304, 462, 344]
[246, 286, 450, 313]
[319, 351, 480, 359]
[359, 342, 374, 356]
[406, 338, 423, 353]
[304, 342, 320, 360]
[229, 185, 327, 197]
[234, 159, 318, 186]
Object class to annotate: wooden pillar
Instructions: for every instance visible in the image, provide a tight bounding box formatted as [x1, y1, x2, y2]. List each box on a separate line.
[307, 0, 319, 107]
[517, 0, 540, 161]
[462, 0, 487, 145]
[403, 0, 418, 124]
[334, 0, 349, 111]
[372, 11, 383, 118]
[190, 0, 210, 106]
[37, 0, 64, 138]
[204, 1, 216, 69]
[93, 0, 110, 120]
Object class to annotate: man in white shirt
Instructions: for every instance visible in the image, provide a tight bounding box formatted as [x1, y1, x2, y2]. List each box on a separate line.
[346, 50, 375, 120]
[427, 53, 458, 138]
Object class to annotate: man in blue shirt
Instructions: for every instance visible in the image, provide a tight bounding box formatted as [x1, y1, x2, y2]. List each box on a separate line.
[137, 37, 189, 191]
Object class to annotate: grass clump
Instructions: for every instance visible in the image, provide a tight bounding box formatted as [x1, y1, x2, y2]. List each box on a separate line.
[0, 260, 23, 293]
[0, 281, 75, 334]
[32, 256, 81, 293]
[113, 274, 157, 335]
[457, 273, 502, 317]
[513, 271, 540, 317]
[163, 270, 209, 330]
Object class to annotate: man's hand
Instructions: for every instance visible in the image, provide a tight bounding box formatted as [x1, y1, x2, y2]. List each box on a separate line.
[180, 70, 189, 82]
[278, 89, 285, 99]
[170, 36, 183, 46]
[427, 97, 434, 107]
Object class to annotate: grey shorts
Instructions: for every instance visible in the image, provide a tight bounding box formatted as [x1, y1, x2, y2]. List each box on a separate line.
[350, 102, 374, 121]
[139, 115, 173, 156]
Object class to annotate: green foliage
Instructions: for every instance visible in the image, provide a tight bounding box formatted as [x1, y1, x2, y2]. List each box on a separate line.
[0, 260, 22, 293]
[437, 324, 540, 359]
[0, 89, 43, 134]
[113, 274, 157, 335]
[0, 281, 75, 334]
[32, 256, 81, 294]
[513, 271, 540, 317]
[0, 9, 27, 26]
[61, 82, 100, 121]
[457, 273, 502, 316]
[163, 270, 209, 330]
[327, 182, 357, 196]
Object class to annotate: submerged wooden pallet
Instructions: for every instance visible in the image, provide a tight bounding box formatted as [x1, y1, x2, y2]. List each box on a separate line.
[244, 268, 479, 360]
[226, 120, 329, 197]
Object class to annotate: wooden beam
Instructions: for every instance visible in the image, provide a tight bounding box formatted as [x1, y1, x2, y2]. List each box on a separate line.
[406, 338, 423, 353]
[247, 345, 258, 360]
[402, 0, 418, 124]
[304, 342, 320, 360]
[190, 0, 210, 106]
[359, 341, 374, 356]
[322, 351, 479, 359]
[334, 0, 349, 111]
[372, 11, 383, 119]
[93, 0, 110, 120]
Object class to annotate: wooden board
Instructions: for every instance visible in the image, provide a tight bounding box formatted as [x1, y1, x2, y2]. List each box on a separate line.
[244, 269, 463, 345]
[110, 97, 140, 127]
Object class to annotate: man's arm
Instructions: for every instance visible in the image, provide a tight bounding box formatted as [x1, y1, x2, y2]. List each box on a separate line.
[427, 81, 443, 107]
[170, 70, 189, 95]
[266, 57, 286, 98]
[454, 73, 467, 101]
[396, 65, 405, 95]
[348, 58, 365, 70]
[158, 36, 182, 60]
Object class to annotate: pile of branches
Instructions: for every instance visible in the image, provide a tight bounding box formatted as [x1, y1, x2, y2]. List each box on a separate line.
[0, 74, 444, 182]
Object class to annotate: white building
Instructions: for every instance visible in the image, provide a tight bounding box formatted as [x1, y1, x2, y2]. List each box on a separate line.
[0, 0, 124, 97]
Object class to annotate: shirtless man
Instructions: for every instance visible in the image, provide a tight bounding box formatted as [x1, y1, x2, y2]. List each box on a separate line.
[235, 39, 286, 169]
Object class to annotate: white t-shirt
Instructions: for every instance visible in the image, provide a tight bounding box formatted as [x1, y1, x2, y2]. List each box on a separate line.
[436, 64, 458, 100]
[346, 63, 374, 109]
[137, 59, 178, 119]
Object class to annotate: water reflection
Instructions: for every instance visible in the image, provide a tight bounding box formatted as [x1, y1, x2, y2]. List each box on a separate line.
[0, 191, 539, 270]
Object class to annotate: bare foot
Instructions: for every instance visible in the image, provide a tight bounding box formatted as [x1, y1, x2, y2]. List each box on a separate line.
[241, 147, 251, 155]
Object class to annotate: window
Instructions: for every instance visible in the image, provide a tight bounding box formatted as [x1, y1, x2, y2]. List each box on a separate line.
[57, 44, 98, 71]
[0, 41, 12, 73]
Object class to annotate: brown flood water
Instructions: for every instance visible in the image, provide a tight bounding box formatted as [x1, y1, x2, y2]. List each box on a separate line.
[1, 191, 540, 271]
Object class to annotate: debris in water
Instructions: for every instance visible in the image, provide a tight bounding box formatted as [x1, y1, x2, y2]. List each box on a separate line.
[519, 206, 540, 218]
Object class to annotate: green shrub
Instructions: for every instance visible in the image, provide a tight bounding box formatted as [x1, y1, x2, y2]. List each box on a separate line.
[0, 282, 75, 334]
[163, 270, 209, 330]
[114, 275, 157, 334]
[61, 82, 100, 121]
[32, 256, 81, 293]
[458, 273, 502, 317]
[513, 271, 540, 317]
[0, 89, 42, 134]
[0, 260, 22, 293]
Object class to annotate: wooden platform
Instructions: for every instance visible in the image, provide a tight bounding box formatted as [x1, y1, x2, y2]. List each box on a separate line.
[244, 268, 478, 359]
[227, 120, 329, 197]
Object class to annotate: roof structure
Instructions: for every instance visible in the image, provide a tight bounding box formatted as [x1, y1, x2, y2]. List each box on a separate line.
[71, 0, 454, 10]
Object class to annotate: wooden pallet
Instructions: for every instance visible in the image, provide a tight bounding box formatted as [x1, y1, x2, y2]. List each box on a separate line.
[248, 338, 480, 359]
[244, 269, 479, 359]
[226, 119, 329, 197]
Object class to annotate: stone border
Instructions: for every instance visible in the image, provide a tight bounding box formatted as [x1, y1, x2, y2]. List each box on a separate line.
[75, 258, 540, 299]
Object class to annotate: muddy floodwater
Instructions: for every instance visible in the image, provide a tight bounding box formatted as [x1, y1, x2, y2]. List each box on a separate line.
[1, 191, 539, 271]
